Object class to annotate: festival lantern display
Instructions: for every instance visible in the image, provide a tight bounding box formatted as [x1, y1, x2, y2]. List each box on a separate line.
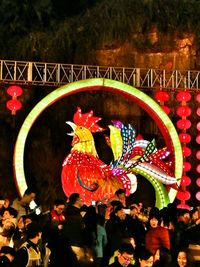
[195, 93, 200, 201]
[6, 85, 23, 115]
[176, 91, 192, 208]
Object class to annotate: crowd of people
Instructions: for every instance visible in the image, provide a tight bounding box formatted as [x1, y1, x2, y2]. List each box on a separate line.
[0, 188, 199, 267]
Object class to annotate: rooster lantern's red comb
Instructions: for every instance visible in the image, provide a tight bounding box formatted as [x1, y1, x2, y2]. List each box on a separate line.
[73, 107, 105, 133]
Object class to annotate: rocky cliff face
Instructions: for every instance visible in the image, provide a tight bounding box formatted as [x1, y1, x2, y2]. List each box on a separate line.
[96, 28, 197, 70]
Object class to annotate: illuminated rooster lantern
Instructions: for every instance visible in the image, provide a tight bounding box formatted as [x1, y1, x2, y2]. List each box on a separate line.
[61, 107, 178, 206]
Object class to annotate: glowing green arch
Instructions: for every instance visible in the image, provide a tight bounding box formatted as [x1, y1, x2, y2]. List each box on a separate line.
[14, 78, 183, 208]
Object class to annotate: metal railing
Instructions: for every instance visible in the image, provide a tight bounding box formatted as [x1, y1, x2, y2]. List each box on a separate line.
[0, 59, 200, 90]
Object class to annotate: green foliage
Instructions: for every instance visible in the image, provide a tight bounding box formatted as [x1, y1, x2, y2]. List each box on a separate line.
[0, 0, 200, 63]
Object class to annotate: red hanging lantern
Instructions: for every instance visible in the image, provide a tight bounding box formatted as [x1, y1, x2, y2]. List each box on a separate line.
[196, 178, 200, 187]
[176, 106, 191, 117]
[196, 107, 200, 116]
[177, 203, 190, 210]
[196, 135, 200, 144]
[180, 175, 191, 186]
[155, 91, 170, 102]
[196, 122, 200, 131]
[7, 85, 23, 97]
[196, 151, 200, 160]
[176, 190, 191, 201]
[176, 91, 192, 102]
[196, 93, 200, 103]
[161, 105, 170, 115]
[196, 191, 200, 201]
[176, 119, 191, 130]
[196, 164, 200, 174]
[179, 133, 191, 143]
[182, 146, 191, 157]
[6, 99, 22, 115]
[183, 161, 191, 172]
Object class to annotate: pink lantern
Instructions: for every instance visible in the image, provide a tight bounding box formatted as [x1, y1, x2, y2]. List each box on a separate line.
[176, 190, 191, 201]
[196, 93, 200, 103]
[196, 191, 200, 201]
[182, 146, 191, 157]
[7, 85, 23, 97]
[176, 91, 192, 102]
[196, 164, 200, 174]
[177, 203, 190, 210]
[179, 133, 191, 143]
[161, 105, 170, 115]
[196, 122, 200, 131]
[196, 151, 200, 160]
[196, 178, 200, 187]
[155, 91, 170, 102]
[180, 175, 191, 186]
[183, 161, 191, 172]
[177, 119, 191, 130]
[176, 106, 191, 117]
[196, 135, 200, 144]
[6, 99, 22, 115]
[196, 107, 200, 116]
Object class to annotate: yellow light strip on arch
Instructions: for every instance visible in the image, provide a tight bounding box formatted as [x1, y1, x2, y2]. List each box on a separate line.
[14, 78, 182, 206]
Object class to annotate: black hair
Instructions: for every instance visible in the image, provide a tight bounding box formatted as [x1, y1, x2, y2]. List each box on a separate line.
[24, 188, 36, 196]
[114, 204, 124, 214]
[54, 199, 66, 206]
[177, 208, 190, 217]
[115, 189, 125, 196]
[138, 247, 153, 260]
[69, 193, 80, 205]
[3, 207, 18, 218]
[111, 200, 123, 208]
[118, 242, 135, 255]
[25, 222, 42, 239]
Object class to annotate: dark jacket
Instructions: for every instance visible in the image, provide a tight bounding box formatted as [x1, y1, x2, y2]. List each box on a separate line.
[62, 205, 85, 247]
[105, 215, 132, 257]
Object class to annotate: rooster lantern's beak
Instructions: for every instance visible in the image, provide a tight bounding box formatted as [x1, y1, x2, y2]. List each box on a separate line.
[66, 121, 77, 136]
